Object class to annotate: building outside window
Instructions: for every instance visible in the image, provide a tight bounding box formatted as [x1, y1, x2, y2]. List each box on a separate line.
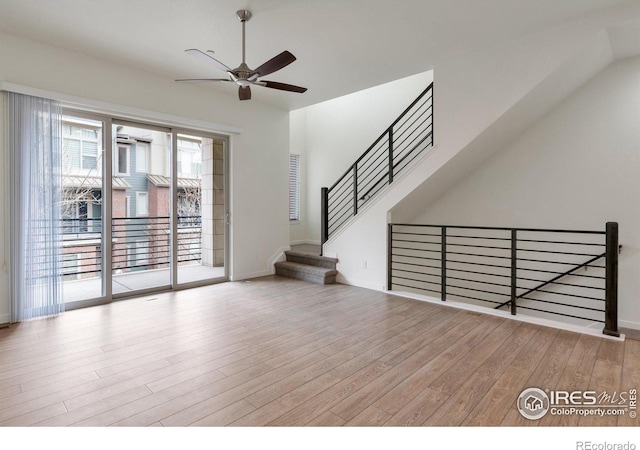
[136, 191, 148, 216]
[136, 142, 149, 173]
[62, 120, 100, 171]
[116, 145, 130, 176]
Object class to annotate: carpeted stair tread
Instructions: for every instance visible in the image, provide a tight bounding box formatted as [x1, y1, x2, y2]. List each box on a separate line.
[274, 261, 337, 276]
[274, 251, 339, 285]
[284, 251, 338, 269]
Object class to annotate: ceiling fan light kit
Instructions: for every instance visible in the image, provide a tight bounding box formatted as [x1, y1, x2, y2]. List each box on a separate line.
[176, 9, 307, 101]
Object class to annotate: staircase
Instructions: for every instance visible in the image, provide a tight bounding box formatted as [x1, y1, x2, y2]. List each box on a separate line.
[275, 251, 338, 285]
[321, 83, 433, 247]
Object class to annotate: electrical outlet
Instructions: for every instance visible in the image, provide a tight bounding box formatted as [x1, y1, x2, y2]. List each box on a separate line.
[363, 261, 367, 270]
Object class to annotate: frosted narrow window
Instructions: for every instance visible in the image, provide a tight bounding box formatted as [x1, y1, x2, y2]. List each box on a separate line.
[289, 154, 300, 221]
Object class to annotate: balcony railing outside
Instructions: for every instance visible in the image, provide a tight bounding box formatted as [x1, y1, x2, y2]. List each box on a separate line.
[62, 217, 102, 279]
[61, 216, 203, 280]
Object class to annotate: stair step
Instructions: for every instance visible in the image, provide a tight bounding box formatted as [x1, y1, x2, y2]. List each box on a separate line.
[284, 251, 338, 269]
[275, 261, 337, 285]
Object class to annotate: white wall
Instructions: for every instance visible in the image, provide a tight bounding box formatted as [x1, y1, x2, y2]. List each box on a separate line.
[434, 19, 610, 156]
[0, 30, 291, 319]
[407, 57, 640, 329]
[289, 71, 433, 244]
[289, 109, 308, 244]
[391, 30, 615, 222]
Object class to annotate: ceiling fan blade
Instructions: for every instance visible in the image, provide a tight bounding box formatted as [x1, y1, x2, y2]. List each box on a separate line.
[250, 51, 296, 77]
[185, 49, 232, 73]
[261, 80, 307, 93]
[239, 85, 251, 101]
[175, 78, 231, 82]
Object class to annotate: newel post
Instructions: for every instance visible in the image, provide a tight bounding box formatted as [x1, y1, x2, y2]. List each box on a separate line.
[387, 223, 393, 291]
[510, 229, 517, 316]
[441, 226, 447, 301]
[320, 187, 329, 255]
[604, 222, 619, 337]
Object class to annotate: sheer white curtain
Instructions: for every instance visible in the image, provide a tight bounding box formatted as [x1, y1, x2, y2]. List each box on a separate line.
[8, 92, 64, 321]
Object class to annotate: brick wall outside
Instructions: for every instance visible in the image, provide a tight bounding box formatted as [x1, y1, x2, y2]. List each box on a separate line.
[149, 183, 170, 218]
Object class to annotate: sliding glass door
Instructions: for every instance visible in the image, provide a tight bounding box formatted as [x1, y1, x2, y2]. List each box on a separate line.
[60, 111, 228, 306]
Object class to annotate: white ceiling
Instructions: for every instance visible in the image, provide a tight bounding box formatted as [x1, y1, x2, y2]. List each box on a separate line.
[0, 0, 635, 110]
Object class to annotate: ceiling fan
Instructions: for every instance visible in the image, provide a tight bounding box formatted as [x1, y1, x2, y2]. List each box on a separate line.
[176, 9, 307, 101]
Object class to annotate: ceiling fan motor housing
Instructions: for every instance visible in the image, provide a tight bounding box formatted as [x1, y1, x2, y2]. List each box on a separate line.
[236, 10, 252, 22]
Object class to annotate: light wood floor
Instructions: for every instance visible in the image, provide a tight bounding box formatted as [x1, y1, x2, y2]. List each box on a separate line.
[0, 275, 637, 427]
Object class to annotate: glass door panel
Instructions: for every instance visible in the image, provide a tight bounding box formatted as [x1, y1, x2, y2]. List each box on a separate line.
[111, 122, 171, 294]
[176, 134, 227, 284]
[61, 114, 104, 303]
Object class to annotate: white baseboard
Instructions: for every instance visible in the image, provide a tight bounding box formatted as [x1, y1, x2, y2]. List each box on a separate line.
[290, 239, 321, 246]
[0, 314, 10, 326]
[386, 289, 625, 342]
[620, 319, 640, 331]
[335, 274, 386, 292]
[230, 270, 273, 281]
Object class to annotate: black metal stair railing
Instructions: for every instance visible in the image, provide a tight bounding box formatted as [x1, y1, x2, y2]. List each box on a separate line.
[387, 222, 620, 337]
[321, 83, 434, 246]
[492, 248, 619, 311]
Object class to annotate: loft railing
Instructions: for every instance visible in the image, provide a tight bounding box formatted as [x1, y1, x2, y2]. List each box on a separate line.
[58, 216, 202, 280]
[493, 248, 618, 311]
[387, 222, 619, 337]
[321, 83, 434, 248]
